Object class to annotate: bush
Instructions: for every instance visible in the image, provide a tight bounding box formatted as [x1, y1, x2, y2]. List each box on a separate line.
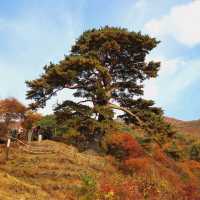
[114, 180, 143, 200]
[136, 136, 153, 152]
[100, 175, 143, 200]
[153, 147, 174, 168]
[189, 142, 200, 162]
[164, 142, 184, 161]
[104, 132, 144, 160]
[137, 170, 178, 199]
[78, 174, 97, 200]
[123, 157, 149, 174]
[182, 183, 200, 200]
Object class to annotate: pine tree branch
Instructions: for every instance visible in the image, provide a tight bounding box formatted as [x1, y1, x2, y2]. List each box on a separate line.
[42, 88, 63, 105]
[64, 84, 82, 89]
[77, 100, 93, 105]
[108, 103, 143, 126]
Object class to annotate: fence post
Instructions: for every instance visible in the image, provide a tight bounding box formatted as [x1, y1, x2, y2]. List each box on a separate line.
[54, 128, 57, 137]
[6, 137, 11, 161]
[28, 131, 32, 144]
[38, 134, 42, 143]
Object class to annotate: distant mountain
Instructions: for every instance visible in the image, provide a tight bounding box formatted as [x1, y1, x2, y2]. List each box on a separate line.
[165, 117, 200, 136]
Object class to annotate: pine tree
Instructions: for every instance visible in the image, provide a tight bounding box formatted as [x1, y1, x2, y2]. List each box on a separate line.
[26, 27, 170, 139]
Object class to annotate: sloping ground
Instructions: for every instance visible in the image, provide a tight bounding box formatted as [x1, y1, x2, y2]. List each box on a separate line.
[165, 117, 200, 136]
[0, 141, 116, 200]
[0, 140, 199, 199]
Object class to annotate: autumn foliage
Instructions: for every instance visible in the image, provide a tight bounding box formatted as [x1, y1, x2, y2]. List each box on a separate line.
[99, 175, 143, 200]
[0, 26, 199, 199]
[123, 157, 150, 174]
[0, 98, 42, 138]
[105, 132, 144, 160]
[0, 98, 26, 126]
[22, 111, 42, 130]
[0, 98, 26, 138]
[182, 183, 200, 200]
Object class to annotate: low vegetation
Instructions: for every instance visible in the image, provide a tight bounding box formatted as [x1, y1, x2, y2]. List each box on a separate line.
[0, 127, 200, 199]
[0, 26, 200, 199]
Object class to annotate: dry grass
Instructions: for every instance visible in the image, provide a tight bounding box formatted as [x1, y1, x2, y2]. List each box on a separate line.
[0, 139, 200, 199]
[0, 140, 116, 200]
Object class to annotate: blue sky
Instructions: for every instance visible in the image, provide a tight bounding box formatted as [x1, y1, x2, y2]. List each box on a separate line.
[0, 0, 199, 120]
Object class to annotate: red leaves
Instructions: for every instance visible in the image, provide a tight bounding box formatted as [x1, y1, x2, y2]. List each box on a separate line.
[106, 132, 144, 160]
[100, 178, 113, 194]
[182, 183, 200, 200]
[100, 175, 143, 200]
[123, 157, 149, 174]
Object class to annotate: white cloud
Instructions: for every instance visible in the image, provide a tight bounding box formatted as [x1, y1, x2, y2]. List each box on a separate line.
[144, 57, 200, 107]
[145, 1, 200, 47]
[144, 56, 181, 100]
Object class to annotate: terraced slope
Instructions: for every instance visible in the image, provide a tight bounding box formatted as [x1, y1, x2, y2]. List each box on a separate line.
[0, 139, 199, 200]
[0, 141, 115, 200]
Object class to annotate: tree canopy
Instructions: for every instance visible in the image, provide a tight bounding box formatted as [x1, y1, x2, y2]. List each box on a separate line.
[21, 111, 42, 130]
[0, 98, 26, 126]
[26, 27, 171, 139]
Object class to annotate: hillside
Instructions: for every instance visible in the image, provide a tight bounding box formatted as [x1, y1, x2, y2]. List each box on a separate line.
[0, 140, 117, 200]
[165, 117, 200, 136]
[0, 138, 200, 200]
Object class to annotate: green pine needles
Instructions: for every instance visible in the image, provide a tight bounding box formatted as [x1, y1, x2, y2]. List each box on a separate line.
[26, 26, 173, 143]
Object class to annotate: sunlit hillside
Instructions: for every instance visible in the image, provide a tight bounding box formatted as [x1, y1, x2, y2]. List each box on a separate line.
[165, 117, 200, 137]
[0, 129, 200, 200]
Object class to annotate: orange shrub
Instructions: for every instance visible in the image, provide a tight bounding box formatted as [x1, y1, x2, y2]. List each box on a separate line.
[123, 157, 150, 174]
[100, 175, 143, 200]
[182, 183, 200, 200]
[187, 160, 200, 171]
[115, 180, 143, 200]
[100, 177, 114, 194]
[105, 132, 144, 160]
[153, 147, 174, 168]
